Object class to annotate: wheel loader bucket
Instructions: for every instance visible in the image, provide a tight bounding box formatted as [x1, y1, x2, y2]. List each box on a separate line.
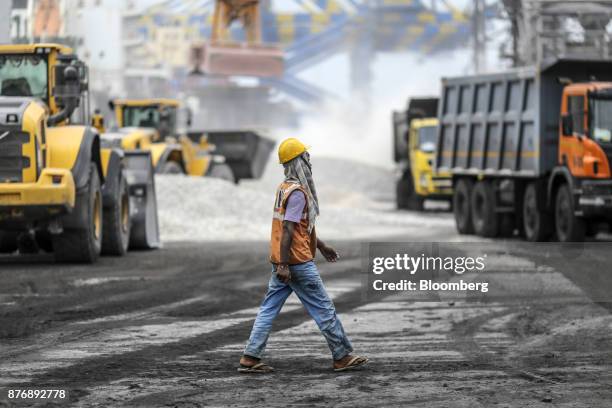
[189, 131, 275, 182]
[190, 42, 284, 78]
[123, 151, 161, 249]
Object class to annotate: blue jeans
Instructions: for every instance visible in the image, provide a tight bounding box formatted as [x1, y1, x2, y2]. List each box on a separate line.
[244, 261, 353, 361]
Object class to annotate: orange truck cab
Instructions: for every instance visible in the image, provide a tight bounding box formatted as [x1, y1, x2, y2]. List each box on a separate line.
[436, 59, 612, 242]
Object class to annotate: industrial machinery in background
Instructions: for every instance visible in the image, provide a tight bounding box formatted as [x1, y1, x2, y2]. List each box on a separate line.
[104, 98, 274, 183]
[435, 59, 612, 242]
[0, 43, 159, 262]
[123, 0, 479, 129]
[501, 0, 612, 66]
[393, 97, 452, 211]
[190, 0, 284, 78]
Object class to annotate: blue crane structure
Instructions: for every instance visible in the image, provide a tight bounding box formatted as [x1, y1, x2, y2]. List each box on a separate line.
[132, 0, 489, 104]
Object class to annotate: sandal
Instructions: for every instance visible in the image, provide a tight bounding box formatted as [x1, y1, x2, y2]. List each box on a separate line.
[333, 356, 369, 372]
[237, 362, 275, 373]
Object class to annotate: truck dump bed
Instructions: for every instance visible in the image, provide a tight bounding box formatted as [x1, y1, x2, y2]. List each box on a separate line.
[435, 59, 612, 177]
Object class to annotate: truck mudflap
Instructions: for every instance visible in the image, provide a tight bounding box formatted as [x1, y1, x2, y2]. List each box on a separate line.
[576, 179, 612, 218]
[123, 151, 160, 249]
[188, 130, 275, 181]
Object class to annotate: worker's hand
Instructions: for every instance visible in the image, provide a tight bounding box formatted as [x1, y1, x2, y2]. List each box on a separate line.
[276, 264, 291, 283]
[319, 245, 339, 262]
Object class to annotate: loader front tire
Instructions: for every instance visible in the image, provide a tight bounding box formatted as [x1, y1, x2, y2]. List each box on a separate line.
[207, 162, 235, 183]
[161, 161, 183, 175]
[102, 172, 131, 256]
[53, 164, 103, 263]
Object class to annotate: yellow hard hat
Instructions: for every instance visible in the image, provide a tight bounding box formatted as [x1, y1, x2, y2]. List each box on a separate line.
[278, 138, 308, 164]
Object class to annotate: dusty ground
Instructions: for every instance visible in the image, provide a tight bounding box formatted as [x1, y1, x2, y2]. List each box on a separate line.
[0, 222, 611, 407]
[0, 159, 610, 407]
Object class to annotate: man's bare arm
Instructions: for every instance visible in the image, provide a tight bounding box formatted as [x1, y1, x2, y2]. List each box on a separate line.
[280, 221, 296, 264]
[316, 235, 339, 262]
[276, 221, 296, 283]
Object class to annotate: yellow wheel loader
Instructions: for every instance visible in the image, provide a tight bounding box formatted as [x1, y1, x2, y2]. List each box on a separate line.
[105, 99, 236, 182]
[0, 44, 159, 261]
[103, 99, 275, 183]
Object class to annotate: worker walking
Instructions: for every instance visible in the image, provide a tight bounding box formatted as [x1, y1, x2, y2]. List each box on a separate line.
[238, 138, 368, 373]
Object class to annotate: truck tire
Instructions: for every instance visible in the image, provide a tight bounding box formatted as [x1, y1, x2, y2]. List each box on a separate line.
[471, 181, 499, 237]
[53, 164, 103, 263]
[522, 182, 551, 242]
[35, 230, 53, 252]
[101, 172, 131, 256]
[453, 178, 474, 234]
[207, 162, 235, 183]
[0, 231, 18, 253]
[396, 173, 412, 210]
[498, 214, 516, 237]
[409, 194, 425, 211]
[554, 183, 585, 242]
[161, 160, 183, 174]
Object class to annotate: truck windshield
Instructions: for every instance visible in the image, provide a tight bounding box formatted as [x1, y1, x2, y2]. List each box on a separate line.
[417, 126, 437, 152]
[591, 98, 612, 143]
[0, 54, 48, 99]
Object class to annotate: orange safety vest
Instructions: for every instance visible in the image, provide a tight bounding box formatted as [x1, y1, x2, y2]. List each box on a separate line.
[269, 181, 317, 264]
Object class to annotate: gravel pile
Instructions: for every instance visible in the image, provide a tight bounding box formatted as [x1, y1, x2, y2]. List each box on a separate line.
[156, 157, 451, 242]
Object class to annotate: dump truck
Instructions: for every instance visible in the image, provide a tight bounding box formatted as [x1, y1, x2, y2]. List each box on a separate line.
[0, 43, 159, 261]
[106, 98, 237, 181]
[435, 59, 612, 242]
[393, 97, 452, 210]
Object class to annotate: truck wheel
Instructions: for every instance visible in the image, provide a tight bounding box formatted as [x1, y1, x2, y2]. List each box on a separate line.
[471, 181, 499, 237]
[498, 214, 516, 237]
[161, 161, 183, 174]
[207, 163, 235, 183]
[35, 230, 53, 252]
[17, 232, 38, 254]
[554, 183, 585, 242]
[53, 164, 103, 263]
[453, 178, 474, 234]
[102, 172, 131, 256]
[396, 172, 412, 210]
[409, 195, 425, 211]
[0, 231, 18, 253]
[522, 182, 551, 241]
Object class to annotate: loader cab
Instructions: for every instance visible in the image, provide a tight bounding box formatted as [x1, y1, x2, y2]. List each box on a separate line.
[111, 99, 180, 139]
[559, 82, 612, 178]
[0, 44, 90, 127]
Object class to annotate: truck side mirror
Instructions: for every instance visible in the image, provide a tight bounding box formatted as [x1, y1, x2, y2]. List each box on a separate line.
[561, 114, 573, 136]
